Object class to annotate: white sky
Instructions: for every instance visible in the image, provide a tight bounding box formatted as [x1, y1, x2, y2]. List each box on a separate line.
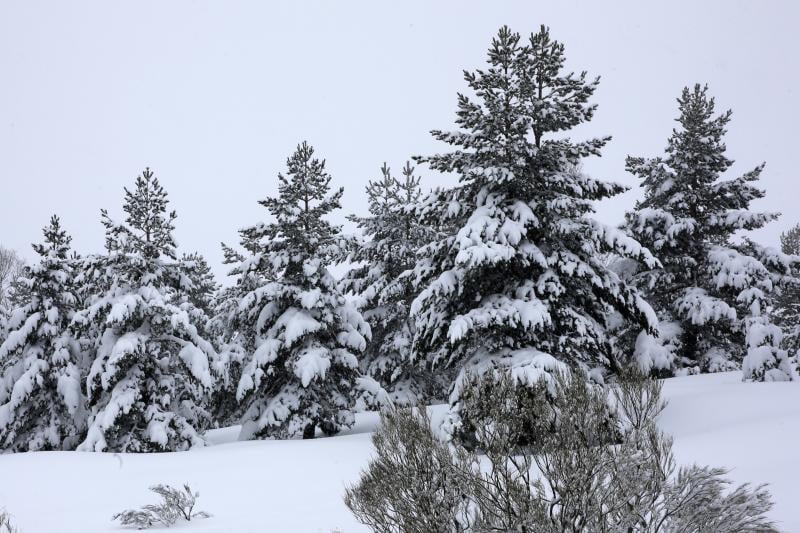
[1, 1, 797, 279]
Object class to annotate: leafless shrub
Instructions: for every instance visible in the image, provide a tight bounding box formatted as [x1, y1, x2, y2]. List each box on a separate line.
[0, 246, 25, 315]
[112, 484, 211, 529]
[612, 367, 668, 431]
[344, 407, 472, 533]
[0, 509, 19, 533]
[346, 370, 779, 533]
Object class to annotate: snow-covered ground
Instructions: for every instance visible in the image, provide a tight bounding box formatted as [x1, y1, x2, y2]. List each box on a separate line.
[1, 372, 798, 532]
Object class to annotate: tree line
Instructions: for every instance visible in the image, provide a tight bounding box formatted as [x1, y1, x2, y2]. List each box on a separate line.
[0, 25, 798, 453]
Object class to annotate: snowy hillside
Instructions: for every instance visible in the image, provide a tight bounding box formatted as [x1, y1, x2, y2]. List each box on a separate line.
[0, 371, 798, 532]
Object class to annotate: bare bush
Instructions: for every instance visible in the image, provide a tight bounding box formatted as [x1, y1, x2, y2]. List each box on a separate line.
[344, 408, 472, 533]
[0, 509, 19, 533]
[0, 246, 24, 315]
[612, 368, 668, 431]
[346, 370, 779, 533]
[112, 484, 211, 529]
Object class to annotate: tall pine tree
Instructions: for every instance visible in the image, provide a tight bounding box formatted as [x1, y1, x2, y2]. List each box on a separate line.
[229, 142, 373, 440]
[406, 26, 658, 434]
[624, 85, 796, 381]
[0, 216, 84, 452]
[74, 169, 216, 452]
[205, 244, 262, 427]
[342, 162, 441, 405]
[774, 224, 800, 358]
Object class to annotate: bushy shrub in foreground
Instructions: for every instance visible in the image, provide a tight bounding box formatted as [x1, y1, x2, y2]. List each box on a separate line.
[346, 371, 778, 532]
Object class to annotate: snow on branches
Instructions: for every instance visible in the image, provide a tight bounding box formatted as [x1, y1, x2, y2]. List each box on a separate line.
[0, 216, 84, 452]
[623, 85, 796, 380]
[407, 25, 658, 435]
[226, 142, 379, 440]
[74, 169, 215, 452]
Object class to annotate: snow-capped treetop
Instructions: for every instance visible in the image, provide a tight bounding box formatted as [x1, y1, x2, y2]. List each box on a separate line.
[238, 141, 344, 277]
[627, 85, 777, 259]
[344, 162, 431, 302]
[102, 167, 178, 260]
[178, 251, 218, 319]
[781, 224, 800, 257]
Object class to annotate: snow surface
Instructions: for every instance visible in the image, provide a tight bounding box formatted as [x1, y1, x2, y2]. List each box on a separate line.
[2, 372, 799, 532]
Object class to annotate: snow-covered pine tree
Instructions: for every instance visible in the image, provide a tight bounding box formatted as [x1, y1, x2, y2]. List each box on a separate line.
[205, 244, 261, 427]
[406, 26, 658, 432]
[624, 85, 796, 381]
[177, 252, 218, 333]
[179, 253, 217, 316]
[342, 162, 441, 405]
[0, 215, 84, 452]
[73, 169, 216, 452]
[783, 225, 800, 256]
[230, 142, 373, 440]
[775, 224, 800, 358]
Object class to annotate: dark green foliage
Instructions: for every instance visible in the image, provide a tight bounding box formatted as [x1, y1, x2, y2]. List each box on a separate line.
[103, 168, 177, 259]
[775, 223, 800, 356]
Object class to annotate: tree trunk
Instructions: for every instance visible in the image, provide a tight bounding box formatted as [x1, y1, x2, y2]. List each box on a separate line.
[302, 423, 316, 440]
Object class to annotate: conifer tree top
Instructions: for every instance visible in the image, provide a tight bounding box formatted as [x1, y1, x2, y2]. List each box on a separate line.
[102, 168, 177, 260]
[418, 25, 623, 216]
[32, 214, 71, 260]
[237, 142, 343, 272]
[628, 84, 776, 241]
[781, 224, 800, 256]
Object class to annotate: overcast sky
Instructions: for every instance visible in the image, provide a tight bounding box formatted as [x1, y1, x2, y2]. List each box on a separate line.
[1, 1, 797, 279]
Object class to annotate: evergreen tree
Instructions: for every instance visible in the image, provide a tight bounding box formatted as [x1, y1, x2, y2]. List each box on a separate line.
[624, 85, 796, 381]
[74, 169, 215, 452]
[177, 251, 218, 333]
[406, 26, 658, 432]
[179, 252, 218, 317]
[229, 142, 374, 440]
[205, 244, 260, 427]
[782, 225, 800, 256]
[775, 224, 800, 357]
[342, 162, 441, 405]
[0, 216, 84, 452]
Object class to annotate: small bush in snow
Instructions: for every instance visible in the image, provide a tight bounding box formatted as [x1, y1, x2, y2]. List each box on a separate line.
[0, 510, 19, 533]
[346, 370, 779, 532]
[112, 484, 211, 529]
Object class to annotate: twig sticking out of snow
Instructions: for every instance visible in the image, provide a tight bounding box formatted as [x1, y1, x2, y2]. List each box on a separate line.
[112, 484, 211, 529]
